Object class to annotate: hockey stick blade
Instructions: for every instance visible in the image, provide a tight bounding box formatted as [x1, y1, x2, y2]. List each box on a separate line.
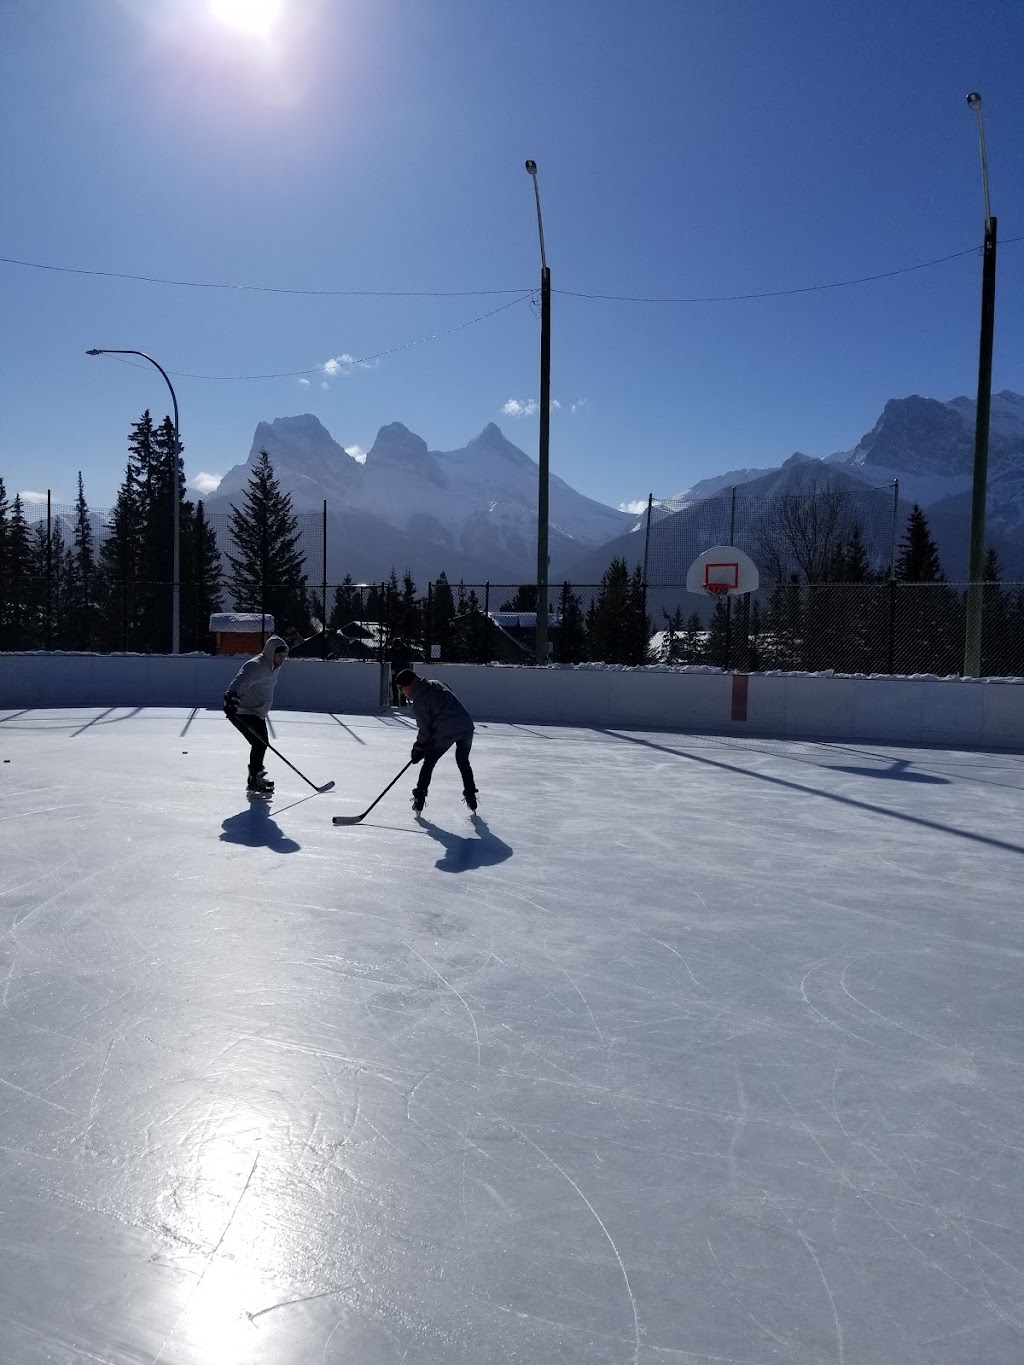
[317, 781, 336, 793]
[331, 759, 415, 828]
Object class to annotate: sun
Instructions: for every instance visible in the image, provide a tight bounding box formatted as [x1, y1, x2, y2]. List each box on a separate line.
[208, 0, 283, 39]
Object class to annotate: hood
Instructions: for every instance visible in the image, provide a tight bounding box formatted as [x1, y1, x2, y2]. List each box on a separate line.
[262, 634, 289, 664]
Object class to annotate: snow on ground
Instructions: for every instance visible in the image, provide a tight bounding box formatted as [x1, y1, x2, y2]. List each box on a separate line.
[2, 706, 1023, 1365]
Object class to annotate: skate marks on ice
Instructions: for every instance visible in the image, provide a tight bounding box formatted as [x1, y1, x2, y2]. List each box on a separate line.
[415, 813, 513, 874]
[220, 802, 301, 853]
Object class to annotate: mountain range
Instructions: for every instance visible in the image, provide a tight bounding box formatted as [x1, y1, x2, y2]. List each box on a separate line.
[204, 389, 1024, 587]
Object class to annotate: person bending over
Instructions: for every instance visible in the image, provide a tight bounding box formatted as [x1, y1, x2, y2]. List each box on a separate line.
[395, 667, 478, 813]
[223, 635, 288, 796]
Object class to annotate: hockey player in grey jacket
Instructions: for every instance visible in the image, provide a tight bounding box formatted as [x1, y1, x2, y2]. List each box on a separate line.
[394, 668, 478, 813]
[223, 635, 288, 796]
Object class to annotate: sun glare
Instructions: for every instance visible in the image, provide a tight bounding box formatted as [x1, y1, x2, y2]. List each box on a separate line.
[208, 0, 282, 39]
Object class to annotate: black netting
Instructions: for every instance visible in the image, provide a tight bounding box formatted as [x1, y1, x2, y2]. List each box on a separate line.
[3, 497, 1023, 676]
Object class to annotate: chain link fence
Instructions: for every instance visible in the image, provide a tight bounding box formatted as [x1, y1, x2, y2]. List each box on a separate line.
[3, 500, 1024, 677]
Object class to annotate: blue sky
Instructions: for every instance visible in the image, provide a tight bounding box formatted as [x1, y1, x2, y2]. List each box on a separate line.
[1, 0, 1022, 513]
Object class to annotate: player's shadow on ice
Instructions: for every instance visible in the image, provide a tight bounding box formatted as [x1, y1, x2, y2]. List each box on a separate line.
[417, 814, 513, 873]
[220, 802, 301, 853]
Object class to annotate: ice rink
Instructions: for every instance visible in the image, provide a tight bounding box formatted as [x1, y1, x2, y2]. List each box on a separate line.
[2, 705, 1023, 1365]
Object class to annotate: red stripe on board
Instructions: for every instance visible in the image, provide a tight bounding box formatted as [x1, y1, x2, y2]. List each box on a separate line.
[731, 673, 749, 722]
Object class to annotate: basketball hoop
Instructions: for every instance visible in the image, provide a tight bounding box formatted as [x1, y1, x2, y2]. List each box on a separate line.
[705, 582, 730, 596]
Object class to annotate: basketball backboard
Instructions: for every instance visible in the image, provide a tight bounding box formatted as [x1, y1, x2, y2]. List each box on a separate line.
[686, 545, 759, 597]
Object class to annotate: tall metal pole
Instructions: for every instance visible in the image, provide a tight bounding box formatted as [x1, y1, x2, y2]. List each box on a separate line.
[963, 93, 998, 678]
[525, 160, 551, 666]
[86, 348, 181, 655]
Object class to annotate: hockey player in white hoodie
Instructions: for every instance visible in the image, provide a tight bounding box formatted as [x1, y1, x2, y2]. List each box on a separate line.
[223, 634, 288, 796]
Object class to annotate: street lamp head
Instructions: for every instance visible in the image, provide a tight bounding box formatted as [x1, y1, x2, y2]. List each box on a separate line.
[525, 159, 537, 175]
[966, 92, 982, 110]
[85, 348, 103, 356]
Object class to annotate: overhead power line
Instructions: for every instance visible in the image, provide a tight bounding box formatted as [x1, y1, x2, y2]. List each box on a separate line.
[0, 255, 526, 297]
[2, 236, 1020, 306]
[554, 239, 1024, 303]
[101, 293, 533, 382]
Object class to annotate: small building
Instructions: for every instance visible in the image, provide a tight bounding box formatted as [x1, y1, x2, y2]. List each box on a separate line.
[209, 613, 275, 656]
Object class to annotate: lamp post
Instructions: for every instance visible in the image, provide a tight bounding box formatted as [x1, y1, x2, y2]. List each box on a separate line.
[525, 159, 551, 666]
[963, 92, 997, 678]
[86, 348, 181, 655]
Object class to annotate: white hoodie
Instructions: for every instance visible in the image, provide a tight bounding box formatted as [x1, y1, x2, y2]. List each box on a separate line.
[227, 635, 289, 719]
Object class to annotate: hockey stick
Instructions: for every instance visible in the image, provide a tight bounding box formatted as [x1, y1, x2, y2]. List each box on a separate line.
[332, 760, 415, 825]
[234, 718, 335, 794]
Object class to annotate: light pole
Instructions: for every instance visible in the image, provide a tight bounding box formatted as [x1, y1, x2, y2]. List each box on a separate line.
[963, 92, 997, 678]
[87, 348, 182, 655]
[525, 159, 551, 666]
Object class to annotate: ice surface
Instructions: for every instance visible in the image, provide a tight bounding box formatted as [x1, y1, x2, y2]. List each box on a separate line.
[1, 707, 1023, 1364]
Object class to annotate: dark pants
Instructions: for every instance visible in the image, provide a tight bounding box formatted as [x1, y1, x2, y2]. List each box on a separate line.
[416, 733, 475, 794]
[228, 713, 268, 776]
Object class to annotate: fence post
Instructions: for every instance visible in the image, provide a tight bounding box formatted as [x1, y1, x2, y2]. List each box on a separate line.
[322, 498, 328, 661]
[45, 490, 53, 651]
[887, 479, 900, 674]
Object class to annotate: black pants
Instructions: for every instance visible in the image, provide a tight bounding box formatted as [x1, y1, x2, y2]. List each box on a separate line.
[416, 733, 475, 794]
[228, 713, 268, 776]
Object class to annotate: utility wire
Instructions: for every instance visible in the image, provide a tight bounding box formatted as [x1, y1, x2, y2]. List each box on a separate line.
[554, 239, 1024, 303]
[99, 292, 533, 382]
[3, 236, 1020, 305]
[0, 255, 526, 297]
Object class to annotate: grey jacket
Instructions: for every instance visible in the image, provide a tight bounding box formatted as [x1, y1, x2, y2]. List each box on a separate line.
[409, 678, 474, 748]
[227, 635, 288, 719]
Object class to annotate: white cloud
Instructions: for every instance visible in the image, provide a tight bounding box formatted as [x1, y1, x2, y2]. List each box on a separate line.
[618, 499, 650, 515]
[344, 445, 366, 464]
[502, 398, 539, 417]
[502, 397, 564, 417]
[571, 398, 587, 414]
[297, 377, 310, 387]
[322, 354, 379, 381]
[20, 490, 47, 504]
[191, 472, 222, 495]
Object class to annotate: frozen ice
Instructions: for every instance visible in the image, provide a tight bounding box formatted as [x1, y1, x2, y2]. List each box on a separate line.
[1, 707, 1023, 1364]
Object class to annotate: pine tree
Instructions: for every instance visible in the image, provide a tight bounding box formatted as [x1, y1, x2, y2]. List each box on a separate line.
[895, 505, 944, 583]
[587, 558, 637, 664]
[95, 466, 142, 651]
[0, 477, 10, 634]
[431, 572, 456, 658]
[179, 499, 223, 652]
[225, 451, 309, 638]
[71, 472, 97, 650]
[6, 495, 34, 648]
[893, 505, 957, 672]
[557, 583, 587, 663]
[330, 575, 363, 630]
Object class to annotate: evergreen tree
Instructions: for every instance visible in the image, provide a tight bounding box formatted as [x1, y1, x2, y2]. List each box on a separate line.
[0, 477, 10, 634]
[450, 585, 491, 662]
[5, 495, 35, 648]
[979, 547, 1020, 677]
[587, 558, 639, 664]
[893, 505, 957, 673]
[629, 563, 653, 664]
[501, 584, 538, 612]
[895, 505, 944, 582]
[557, 583, 587, 663]
[95, 466, 142, 651]
[330, 574, 363, 630]
[225, 451, 309, 638]
[431, 571, 456, 658]
[179, 499, 223, 652]
[71, 472, 97, 650]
